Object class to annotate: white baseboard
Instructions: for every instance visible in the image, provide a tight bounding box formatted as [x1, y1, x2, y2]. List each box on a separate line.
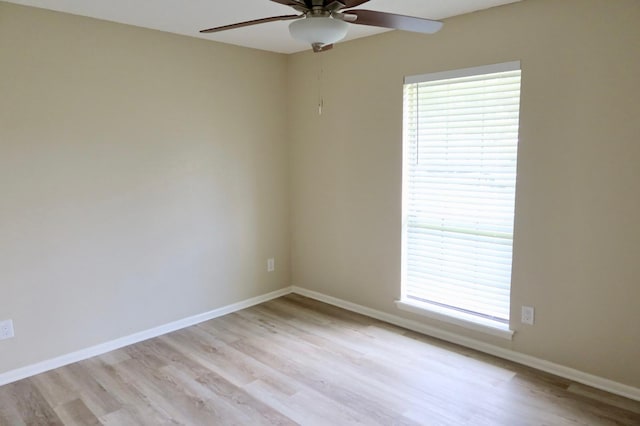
[0, 286, 292, 387]
[291, 286, 640, 402]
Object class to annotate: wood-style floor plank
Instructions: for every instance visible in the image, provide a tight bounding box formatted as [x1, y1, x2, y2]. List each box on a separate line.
[1, 294, 639, 425]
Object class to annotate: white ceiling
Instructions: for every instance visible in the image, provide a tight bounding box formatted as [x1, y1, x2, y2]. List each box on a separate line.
[5, 0, 520, 54]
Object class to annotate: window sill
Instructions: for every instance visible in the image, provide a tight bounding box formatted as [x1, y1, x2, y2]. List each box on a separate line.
[395, 299, 515, 340]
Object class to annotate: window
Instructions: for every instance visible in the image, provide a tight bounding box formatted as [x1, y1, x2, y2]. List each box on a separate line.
[399, 62, 521, 338]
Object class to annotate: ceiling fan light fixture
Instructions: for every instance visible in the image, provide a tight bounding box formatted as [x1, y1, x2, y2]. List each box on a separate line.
[289, 16, 349, 46]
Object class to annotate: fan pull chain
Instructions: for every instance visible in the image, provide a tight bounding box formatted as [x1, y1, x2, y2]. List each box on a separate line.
[317, 55, 324, 116]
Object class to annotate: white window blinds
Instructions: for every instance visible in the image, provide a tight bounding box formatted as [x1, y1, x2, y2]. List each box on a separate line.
[402, 62, 521, 323]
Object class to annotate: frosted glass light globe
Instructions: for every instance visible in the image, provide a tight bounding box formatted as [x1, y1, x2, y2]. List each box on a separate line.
[289, 17, 349, 45]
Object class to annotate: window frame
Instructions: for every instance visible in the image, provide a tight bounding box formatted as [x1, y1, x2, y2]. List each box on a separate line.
[399, 61, 521, 340]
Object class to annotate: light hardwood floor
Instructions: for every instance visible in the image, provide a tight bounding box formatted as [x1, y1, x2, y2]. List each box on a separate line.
[1, 294, 639, 425]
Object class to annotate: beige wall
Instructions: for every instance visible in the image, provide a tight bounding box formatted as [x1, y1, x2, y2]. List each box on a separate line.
[289, 0, 640, 388]
[0, 3, 289, 373]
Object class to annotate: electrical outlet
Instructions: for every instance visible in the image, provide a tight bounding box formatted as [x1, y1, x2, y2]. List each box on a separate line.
[0, 320, 14, 340]
[521, 306, 535, 325]
[267, 258, 275, 272]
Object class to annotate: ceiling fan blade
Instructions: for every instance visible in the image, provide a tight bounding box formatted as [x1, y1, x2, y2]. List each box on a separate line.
[340, 0, 370, 8]
[200, 14, 301, 33]
[346, 9, 443, 34]
[270, 0, 307, 6]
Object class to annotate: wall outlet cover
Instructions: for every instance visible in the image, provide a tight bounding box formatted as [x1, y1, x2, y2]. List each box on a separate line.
[0, 320, 14, 340]
[521, 306, 535, 325]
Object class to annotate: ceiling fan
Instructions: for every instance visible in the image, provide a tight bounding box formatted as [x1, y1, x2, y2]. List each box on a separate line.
[200, 0, 443, 53]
